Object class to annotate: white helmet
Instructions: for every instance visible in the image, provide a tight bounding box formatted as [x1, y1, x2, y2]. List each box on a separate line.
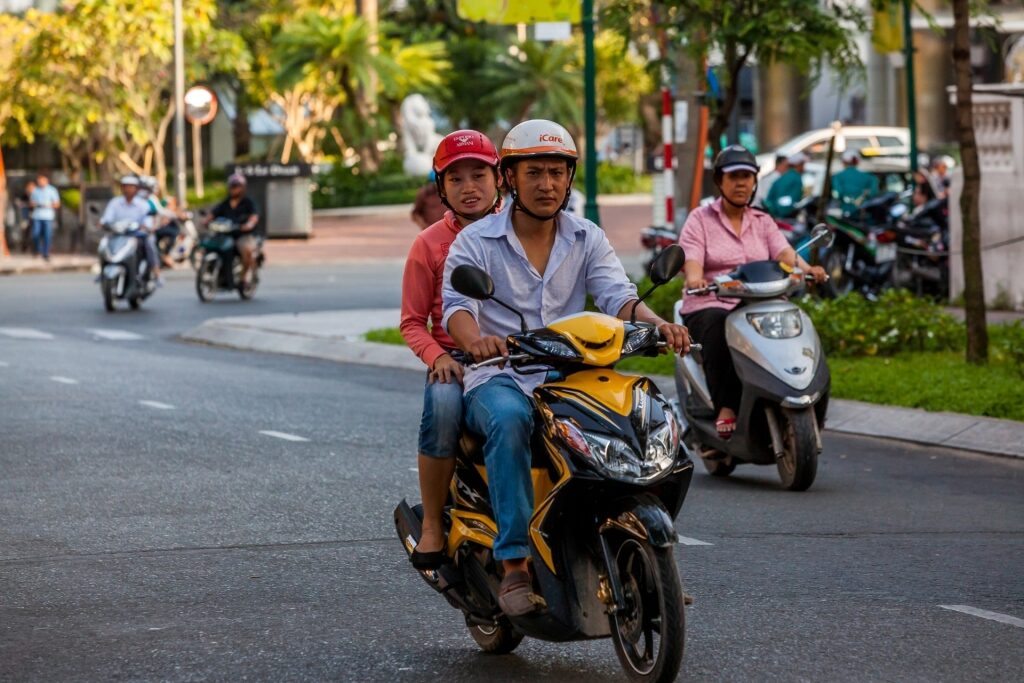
[500, 119, 578, 220]
[119, 175, 140, 186]
[499, 119, 578, 170]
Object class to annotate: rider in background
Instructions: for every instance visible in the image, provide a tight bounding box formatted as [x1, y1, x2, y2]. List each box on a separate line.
[679, 146, 825, 440]
[400, 130, 503, 570]
[764, 152, 806, 219]
[204, 173, 259, 286]
[831, 151, 879, 215]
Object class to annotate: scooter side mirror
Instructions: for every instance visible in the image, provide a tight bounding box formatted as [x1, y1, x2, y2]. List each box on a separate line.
[810, 223, 835, 249]
[649, 244, 685, 285]
[451, 264, 494, 301]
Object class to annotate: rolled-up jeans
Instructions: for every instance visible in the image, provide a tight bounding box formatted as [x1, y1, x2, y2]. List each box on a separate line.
[464, 374, 536, 561]
[417, 373, 464, 458]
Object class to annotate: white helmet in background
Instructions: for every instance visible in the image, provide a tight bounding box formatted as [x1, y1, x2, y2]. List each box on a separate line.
[499, 119, 579, 220]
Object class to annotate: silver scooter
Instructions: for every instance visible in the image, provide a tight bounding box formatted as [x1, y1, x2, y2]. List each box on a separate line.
[674, 224, 835, 491]
[97, 220, 156, 312]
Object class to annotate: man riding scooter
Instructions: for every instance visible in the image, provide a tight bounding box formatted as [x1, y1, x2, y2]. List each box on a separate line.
[442, 119, 691, 617]
[99, 175, 163, 285]
[203, 173, 259, 287]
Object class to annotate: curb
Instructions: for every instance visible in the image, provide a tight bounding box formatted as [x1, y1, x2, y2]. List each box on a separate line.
[180, 315, 1024, 462]
[311, 194, 653, 218]
[0, 261, 94, 276]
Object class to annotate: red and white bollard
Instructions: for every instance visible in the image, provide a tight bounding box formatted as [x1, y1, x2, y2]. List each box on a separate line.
[661, 87, 674, 229]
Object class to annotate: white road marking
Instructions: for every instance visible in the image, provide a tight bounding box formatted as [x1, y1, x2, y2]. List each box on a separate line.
[939, 605, 1024, 628]
[0, 361, 9, 367]
[89, 329, 145, 341]
[677, 536, 713, 546]
[409, 467, 419, 472]
[50, 376, 79, 385]
[0, 327, 54, 340]
[139, 400, 175, 410]
[259, 430, 311, 443]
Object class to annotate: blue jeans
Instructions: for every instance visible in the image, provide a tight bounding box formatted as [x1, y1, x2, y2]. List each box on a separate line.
[32, 219, 53, 258]
[417, 374, 464, 458]
[464, 375, 536, 561]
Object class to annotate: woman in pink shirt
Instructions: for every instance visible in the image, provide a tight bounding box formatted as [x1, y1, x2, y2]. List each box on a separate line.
[679, 145, 826, 439]
[400, 130, 501, 570]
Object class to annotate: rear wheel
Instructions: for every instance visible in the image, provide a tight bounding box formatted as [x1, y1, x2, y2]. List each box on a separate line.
[468, 620, 523, 654]
[237, 262, 259, 300]
[129, 297, 141, 310]
[609, 537, 685, 683]
[776, 408, 819, 491]
[101, 279, 116, 312]
[196, 258, 219, 302]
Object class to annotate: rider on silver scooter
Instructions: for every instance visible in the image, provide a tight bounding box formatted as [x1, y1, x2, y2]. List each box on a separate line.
[679, 145, 827, 440]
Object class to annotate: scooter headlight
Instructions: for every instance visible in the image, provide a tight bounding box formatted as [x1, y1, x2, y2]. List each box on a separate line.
[532, 336, 580, 359]
[554, 417, 676, 484]
[747, 310, 802, 339]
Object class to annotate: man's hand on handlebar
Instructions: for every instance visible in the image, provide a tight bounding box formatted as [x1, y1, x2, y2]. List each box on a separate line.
[656, 322, 691, 356]
[464, 335, 508, 365]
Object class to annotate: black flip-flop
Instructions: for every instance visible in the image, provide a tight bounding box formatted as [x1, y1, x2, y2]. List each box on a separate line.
[410, 547, 447, 570]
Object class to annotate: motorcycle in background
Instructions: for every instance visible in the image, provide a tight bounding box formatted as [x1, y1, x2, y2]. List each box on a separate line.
[195, 218, 263, 301]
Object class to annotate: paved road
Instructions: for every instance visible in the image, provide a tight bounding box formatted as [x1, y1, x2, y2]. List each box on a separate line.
[2, 270, 1023, 682]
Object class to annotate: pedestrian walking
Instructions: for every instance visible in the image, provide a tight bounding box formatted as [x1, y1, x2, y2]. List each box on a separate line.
[29, 172, 60, 261]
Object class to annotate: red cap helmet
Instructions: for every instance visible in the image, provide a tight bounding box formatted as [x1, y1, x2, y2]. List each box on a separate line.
[432, 130, 499, 175]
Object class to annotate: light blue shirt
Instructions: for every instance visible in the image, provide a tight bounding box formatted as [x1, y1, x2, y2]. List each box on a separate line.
[30, 185, 61, 221]
[442, 206, 638, 396]
[100, 195, 154, 230]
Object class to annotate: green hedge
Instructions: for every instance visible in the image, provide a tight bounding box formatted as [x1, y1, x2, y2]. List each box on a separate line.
[313, 157, 423, 209]
[576, 162, 652, 195]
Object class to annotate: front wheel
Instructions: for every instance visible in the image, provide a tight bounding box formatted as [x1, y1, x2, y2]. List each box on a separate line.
[776, 408, 820, 491]
[101, 278, 116, 312]
[609, 537, 685, 683]
[196, 258, 219, 302]
[467, 619, 523, 654]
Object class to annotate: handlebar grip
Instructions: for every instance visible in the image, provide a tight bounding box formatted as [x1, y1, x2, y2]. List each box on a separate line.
[468, 353, 531, 371]
[685, 284, 718, 296]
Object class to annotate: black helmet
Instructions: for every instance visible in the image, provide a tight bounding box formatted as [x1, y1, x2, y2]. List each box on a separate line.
[713, 145, 759, 178]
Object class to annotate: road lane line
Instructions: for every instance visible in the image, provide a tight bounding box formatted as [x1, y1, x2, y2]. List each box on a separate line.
[677, 536, 713, 546]
[50, 376, 79, 385]
[139, 400, 175, 410]
[0, 327, 55, 340]
[939, 605, 1024, 628]
[0, 361, 9, 367]
[89, 329, 145, 341]
[259, 430, 311, 443]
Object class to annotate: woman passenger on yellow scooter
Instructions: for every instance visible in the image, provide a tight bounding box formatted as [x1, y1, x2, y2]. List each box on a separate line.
[399, 130, 502, 569]
[679, 145, 826, 440]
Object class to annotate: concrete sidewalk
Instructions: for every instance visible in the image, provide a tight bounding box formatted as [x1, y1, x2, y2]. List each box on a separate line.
[0, 254, 94, 276]
[181, 308, 1024, 460]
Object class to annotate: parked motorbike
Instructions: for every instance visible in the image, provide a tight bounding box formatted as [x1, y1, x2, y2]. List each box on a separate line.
[891, 197, 949, 298]
[195, 218, 263, 301]
[640, 224, 680, 274]
[395, 246, 695, 683]
[97, 220, 157, 312]
[674, 224, 834, 491]
[819, 192, 901, 299]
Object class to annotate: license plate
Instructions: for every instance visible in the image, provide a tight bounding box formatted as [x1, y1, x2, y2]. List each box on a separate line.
[875, 243, 897, 262]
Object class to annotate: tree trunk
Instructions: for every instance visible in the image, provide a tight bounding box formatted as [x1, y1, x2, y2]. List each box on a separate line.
[233, 83, 251, 160]
[952, 0, 988, 364]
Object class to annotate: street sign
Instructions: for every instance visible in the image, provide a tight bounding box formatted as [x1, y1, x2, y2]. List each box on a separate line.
[456, 0, 580, 24]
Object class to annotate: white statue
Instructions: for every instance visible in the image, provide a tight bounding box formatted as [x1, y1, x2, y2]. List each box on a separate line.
[400, 94, 444, 176]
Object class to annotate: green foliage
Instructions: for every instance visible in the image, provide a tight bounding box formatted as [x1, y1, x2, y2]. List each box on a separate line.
[59, 189, 81, 213]
[365, 327, 407, 345]
[829, 352, 1024, 421]
[990, 321, 1024, 378]
[797, 289, 963, 357]
[482, 40, 583, 127]
[630, 275, 683, 322]
[577, 163, 654, 195]
[313, 157, 422, 208]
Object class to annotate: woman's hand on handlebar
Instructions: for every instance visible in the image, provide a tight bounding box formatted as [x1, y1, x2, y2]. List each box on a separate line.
[685, 275, 708, 293]
[805, 265, 828, 283]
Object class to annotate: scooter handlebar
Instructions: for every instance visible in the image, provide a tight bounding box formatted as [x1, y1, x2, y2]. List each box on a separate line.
[685, 284, 719, 296]
[467, 353, 531, 371]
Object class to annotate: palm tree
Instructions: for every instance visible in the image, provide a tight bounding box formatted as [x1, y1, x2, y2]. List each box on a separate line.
[482, 40, 583, 132]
